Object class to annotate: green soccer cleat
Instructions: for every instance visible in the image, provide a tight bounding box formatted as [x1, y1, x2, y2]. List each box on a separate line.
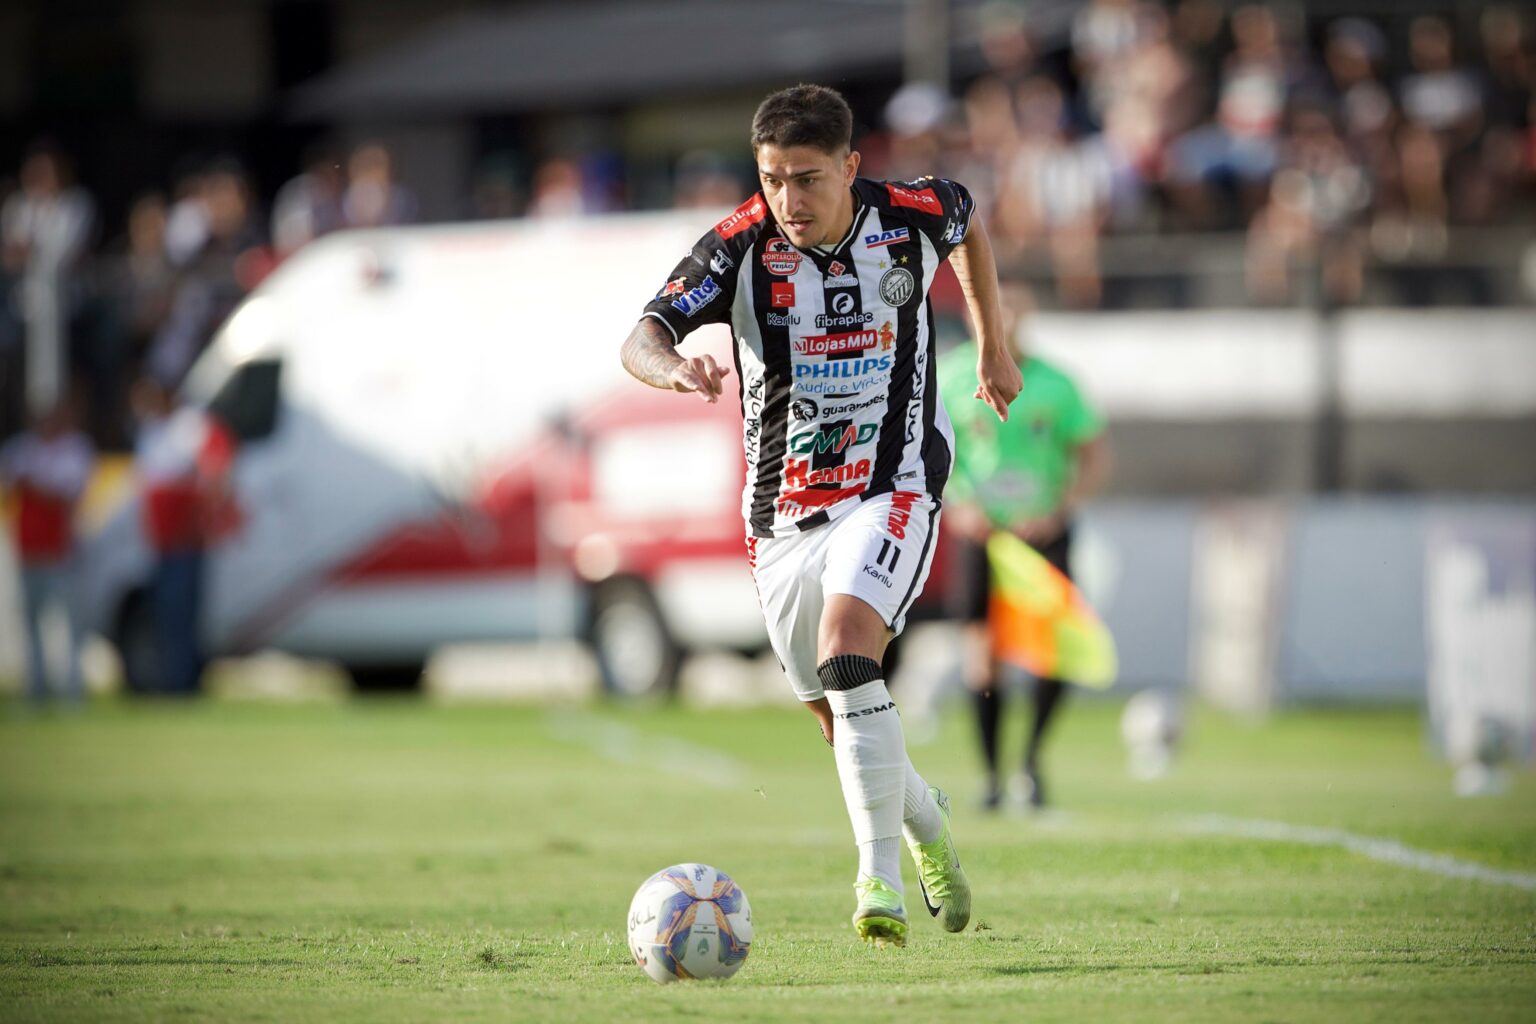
[907, 787, 972, 933]
[852, 877, 909, 948]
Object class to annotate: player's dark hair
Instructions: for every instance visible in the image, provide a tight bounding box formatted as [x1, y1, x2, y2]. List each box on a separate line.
[751, 84, 853, 155]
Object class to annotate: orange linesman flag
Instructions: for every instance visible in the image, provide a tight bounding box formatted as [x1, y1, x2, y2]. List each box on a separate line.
[986, 531, 1118, 689]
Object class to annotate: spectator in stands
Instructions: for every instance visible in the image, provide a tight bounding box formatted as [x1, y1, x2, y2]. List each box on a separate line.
[996, 77, 1118, 307]
[271, 143, 346, 257]
[1247, 103, 1371, 304]
[671, 150, 742, 210]
[0, 400, 95, 702]
[1, 142, 95, 420]
[1168, 4, 1291, 223]
[342, 142, 417, 229]
[91, 193, 177, 445]
[1400, 16, 1483, 150]
[146, 161, 267, 389]
[130, 377, 239, 694]
[527, 157, 590, 219]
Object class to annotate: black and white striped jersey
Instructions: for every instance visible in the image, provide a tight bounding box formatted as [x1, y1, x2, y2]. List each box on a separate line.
[641, 176, 975, 539]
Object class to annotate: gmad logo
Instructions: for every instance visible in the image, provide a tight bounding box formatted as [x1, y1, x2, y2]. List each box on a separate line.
[788, 422, 878, 455]
[670, 276, 721, 317]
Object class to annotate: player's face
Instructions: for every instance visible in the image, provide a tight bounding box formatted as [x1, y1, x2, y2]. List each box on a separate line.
[755, 144, 860, 249]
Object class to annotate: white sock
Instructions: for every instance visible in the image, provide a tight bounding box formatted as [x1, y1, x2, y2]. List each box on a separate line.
[903, 761, 942, 844]
[824, 679, 907, 895]
[858, 837, 903, 892]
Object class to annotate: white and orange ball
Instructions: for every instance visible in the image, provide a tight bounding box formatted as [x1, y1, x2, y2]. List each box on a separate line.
[627, 864, 752, 983]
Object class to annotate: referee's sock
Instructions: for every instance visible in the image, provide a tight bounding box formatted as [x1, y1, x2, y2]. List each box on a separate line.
[819, 655, 908, 896]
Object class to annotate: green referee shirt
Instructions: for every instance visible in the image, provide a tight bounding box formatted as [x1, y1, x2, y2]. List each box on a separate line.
[938, 342, 1104, 528]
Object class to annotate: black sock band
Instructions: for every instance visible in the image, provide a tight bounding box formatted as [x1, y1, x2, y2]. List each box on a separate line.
[817, 655, 884, 692]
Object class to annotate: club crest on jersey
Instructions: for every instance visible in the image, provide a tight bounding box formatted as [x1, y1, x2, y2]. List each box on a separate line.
[670, 276, 721, 317]
[863, 228, 910, 249]
[762, 238, 803, 275]
[879, 267, 915, 306]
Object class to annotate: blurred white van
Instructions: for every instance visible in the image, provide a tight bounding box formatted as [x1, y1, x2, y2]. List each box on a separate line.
[77, 214, 765, 695]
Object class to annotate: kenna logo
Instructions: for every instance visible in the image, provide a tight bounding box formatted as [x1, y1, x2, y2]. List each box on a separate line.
[864, 227, 910, 248]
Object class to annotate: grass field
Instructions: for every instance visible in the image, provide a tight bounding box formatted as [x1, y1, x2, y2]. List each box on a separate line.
[1, 692, 1533, 1022]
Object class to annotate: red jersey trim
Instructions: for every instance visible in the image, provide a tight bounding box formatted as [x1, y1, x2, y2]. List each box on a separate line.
[715, 195, 768, 239]
[886, 183, 941, 214]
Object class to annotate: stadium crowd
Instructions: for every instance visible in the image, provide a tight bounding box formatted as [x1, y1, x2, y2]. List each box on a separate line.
[1, 1, 1533, 450]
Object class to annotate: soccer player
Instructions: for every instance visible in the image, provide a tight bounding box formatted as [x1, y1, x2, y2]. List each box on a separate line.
[938, 281, 1110, 810]
[620, 84, 1021, 946]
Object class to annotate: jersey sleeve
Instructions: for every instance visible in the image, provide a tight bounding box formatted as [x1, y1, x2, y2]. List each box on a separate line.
[639, 195, 766, 344]
[883, 177, 976, 260]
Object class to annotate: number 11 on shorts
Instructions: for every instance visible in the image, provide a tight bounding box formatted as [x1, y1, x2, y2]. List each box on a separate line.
[876, 538, 902, 572]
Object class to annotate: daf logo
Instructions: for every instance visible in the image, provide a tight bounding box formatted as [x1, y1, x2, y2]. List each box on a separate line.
[831, 292, 855, 314]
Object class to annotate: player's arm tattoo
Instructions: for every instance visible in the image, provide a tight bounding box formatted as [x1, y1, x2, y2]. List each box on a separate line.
[621, 317, 684, 390]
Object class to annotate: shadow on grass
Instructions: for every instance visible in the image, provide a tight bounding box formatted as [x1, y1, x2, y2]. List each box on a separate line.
[991, 962, 1228, 976]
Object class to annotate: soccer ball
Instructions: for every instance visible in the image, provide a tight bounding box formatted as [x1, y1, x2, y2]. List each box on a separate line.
[627, 863, 752, 983]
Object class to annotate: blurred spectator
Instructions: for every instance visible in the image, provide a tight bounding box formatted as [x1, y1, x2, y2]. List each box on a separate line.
[342, 142, 417, 229]
[271, 143, 346, 257]
[996, 77, 1119, 307]
[1168, 4, 1291, 221]
[0, 400, 95, 702]
[1400, 16, 1483, 148]
[81, 193, 177, 449]
[1, 142, 95, 419]
[1247, 104, 1371, 304]
[672, 151, 742, 210]
[527, 157, 594, 219]
[146, 161, 267, 389]
[164, 166, 211, 269]
[469, 154, 524, 220]
[130, 378, 240, 694]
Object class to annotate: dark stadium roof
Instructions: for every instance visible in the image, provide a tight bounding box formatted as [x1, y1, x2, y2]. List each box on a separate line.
[290, 0, 1080, 119]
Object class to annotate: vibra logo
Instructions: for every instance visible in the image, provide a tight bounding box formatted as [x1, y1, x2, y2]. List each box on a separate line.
[788, 422, 878, 455]
[793, 330, 878, 356]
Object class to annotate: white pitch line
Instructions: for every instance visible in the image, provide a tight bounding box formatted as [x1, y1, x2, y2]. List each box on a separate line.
[543, 707, 749, 790]
[1183, 814, 1536, 892]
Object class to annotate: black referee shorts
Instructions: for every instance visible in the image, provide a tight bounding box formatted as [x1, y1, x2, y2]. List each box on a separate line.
[948, 524, 1074, 624]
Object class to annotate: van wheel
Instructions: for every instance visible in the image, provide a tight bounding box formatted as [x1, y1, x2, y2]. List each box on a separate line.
[586, 579, 681, 699]
[116, 592, 164, 694]
[346, 662, 426, 693]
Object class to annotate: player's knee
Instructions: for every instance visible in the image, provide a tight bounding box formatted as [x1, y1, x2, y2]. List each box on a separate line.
[817, 654, 883, 692]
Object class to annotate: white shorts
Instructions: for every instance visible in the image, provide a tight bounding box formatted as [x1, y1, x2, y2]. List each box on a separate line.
[748, 490, 941, 702]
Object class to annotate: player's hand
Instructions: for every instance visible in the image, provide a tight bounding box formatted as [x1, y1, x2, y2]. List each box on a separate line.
[807, 697, 835, 747]
[1015, 510, 1066, 546]
[668, 354, 730, 403]
[946, 501, 992, 542]
[974, 349, 1023, 422]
